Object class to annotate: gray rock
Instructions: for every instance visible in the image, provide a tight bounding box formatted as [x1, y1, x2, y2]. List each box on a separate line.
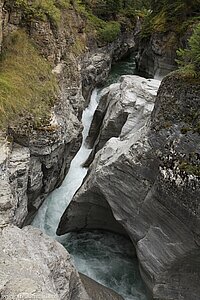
[86, 75, 160, 152]
[0, 225, 90, 300]
[79, 273, 124, 300]
[0, 140, 29, 227]
[57, 75, 160, 236]
[8, 143, 30, 226]
[0, 225, 124, 300]
[81, 32, 137, 104]
[58, 73, 200, 299]
[137, 31, 179, 79]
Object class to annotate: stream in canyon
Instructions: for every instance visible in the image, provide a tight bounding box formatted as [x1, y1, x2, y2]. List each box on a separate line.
[32, 54, 148, 300]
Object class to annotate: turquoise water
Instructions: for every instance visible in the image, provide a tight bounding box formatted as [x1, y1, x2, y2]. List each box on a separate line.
[64, 231, 148, 300]
[105, 53, 137, 86]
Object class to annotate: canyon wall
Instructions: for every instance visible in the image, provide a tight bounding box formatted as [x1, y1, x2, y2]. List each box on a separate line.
[58, 73, 200, 300]
[0, 0, 136, 227]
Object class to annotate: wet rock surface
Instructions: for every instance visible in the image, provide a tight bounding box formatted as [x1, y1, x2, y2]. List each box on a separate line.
[0, 224, 125, 300]
[58, 73, 200, 299]
[80, 273, 124, 300]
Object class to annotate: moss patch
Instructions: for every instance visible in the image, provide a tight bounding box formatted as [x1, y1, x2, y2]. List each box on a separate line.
[12, 0, 70, 24]
[0, 30, 58, 129]
[179, 161, 200, 177]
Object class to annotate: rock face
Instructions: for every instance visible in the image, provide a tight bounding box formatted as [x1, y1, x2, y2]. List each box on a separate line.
[0, 225, 89, 300]
[81, 33, 136, 103]
[0, 2, 87, 225]
[0, 225, 124, 300]
[57, 73, 200, 299]
[85, 75, 159, 164]
[137, 32, 179, 79]
[0, 58, 84, 227]
[57, 75, 160, 236]
[79, 273, 124, 300]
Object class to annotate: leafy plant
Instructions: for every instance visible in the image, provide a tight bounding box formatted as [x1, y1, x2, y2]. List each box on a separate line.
[176, 23, 200, 77]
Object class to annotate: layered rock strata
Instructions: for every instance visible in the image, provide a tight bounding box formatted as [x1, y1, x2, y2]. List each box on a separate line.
[58, 73, 200, 300]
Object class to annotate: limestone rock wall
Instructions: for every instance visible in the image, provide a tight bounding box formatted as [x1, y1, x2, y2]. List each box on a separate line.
[57, 75, 160, 236]
[57, 74, 200, 299]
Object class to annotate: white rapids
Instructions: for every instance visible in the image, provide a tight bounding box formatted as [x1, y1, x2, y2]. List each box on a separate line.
[32, 70, 149, 299]
[32, 88, 99, 238]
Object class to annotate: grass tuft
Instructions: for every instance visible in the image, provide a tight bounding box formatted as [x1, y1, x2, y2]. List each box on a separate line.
[0, 30, 58, 129]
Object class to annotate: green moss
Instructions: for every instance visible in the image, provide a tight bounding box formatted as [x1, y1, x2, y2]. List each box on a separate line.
[179, 161, 200, 177]
[13, 0, 70, 24]
[176, 23, 200, 78]
[0, 30, 58, 129]
[140, 3, 200, 38]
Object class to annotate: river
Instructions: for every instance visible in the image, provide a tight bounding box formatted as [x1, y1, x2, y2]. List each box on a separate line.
[32, 54, 149, 300]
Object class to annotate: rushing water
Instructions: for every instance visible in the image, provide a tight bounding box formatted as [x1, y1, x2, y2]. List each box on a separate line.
[32, 55, 149, 300]
[32, 89, 99, 238]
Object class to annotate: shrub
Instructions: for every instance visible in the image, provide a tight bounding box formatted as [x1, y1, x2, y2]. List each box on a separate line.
[98, 21, 121, 43]
[176, 23, 200, 77]
[14, 0, 70, 24]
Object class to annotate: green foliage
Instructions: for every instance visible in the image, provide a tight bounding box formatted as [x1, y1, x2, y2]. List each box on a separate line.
[176, 23, 200, 77]
[0, 30, 58, 129]
[13, 0, 70, 24]
[93, 0, 122, 17]
[99, 21, 121, 43]
[141, 0, 200, 36]
[75, 1, 121, 43]
[179, 161, 200, 176]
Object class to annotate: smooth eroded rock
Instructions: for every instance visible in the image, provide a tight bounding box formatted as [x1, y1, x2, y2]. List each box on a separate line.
[80, 273, 124, 300]
[57, 73, 200, 299]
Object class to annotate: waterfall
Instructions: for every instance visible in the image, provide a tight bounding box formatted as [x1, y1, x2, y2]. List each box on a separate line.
[32, 88, 99, 237]
[32, 55, 149, 300]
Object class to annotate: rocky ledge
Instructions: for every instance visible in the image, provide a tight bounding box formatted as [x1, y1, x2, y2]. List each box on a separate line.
[57, 73, 200, 300]
[0, 225, 124, 300]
